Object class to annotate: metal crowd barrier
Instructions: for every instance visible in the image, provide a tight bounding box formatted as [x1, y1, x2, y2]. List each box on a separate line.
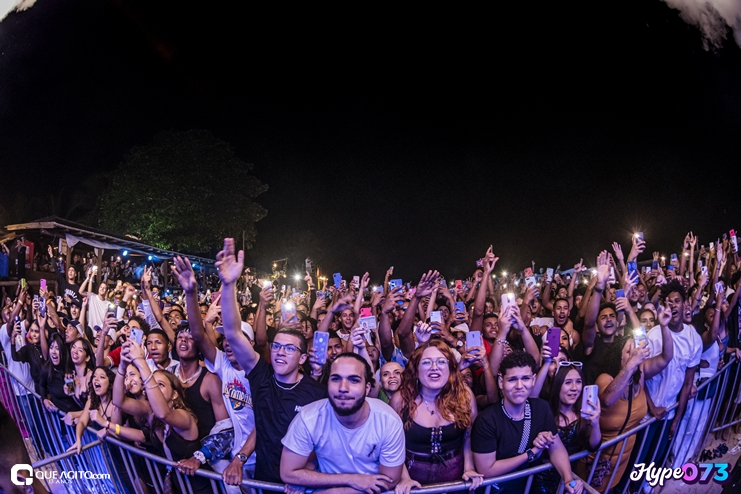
[1, 357, 739, 494]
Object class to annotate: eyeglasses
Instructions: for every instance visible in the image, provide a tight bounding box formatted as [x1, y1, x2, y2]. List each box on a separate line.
[269, 342, 300, 355]
[420, 358, 449, 369]
[558, 361, 583, 368]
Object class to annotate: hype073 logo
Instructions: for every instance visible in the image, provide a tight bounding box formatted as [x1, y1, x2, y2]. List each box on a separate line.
[630, 462, 731, 487]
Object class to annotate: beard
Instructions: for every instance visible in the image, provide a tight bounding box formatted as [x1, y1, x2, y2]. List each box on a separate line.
[329, 394, 366, 417]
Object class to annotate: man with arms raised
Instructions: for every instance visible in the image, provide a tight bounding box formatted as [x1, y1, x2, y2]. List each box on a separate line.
[216, 238, 326, 484]
[281, 353, 405, 493]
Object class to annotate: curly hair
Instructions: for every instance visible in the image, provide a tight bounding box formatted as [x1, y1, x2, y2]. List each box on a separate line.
[660, 280, 686, 303]
[397, 340, 472, 431]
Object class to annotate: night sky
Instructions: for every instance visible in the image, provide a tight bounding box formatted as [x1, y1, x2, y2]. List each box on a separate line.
[1, 0, 740, 283]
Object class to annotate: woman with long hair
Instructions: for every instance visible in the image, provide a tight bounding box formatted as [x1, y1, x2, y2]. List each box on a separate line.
[62, 337, 95, 426]
[39, 333, 80, 413]
[67, 366, 122, 453]
[390, 340, 483, 490]
[532, 362, 601, 493]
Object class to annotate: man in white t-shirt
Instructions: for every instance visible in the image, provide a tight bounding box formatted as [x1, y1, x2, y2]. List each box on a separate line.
[1, 316, 33, 395]
[79, 273, 111, 331]
[642, 281, 702, 470]
[280, 353, 405, 492]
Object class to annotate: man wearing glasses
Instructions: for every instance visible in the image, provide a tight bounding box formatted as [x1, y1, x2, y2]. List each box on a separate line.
[214, 238, 326, 485]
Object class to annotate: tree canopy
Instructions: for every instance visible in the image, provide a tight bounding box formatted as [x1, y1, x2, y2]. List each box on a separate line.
[100, 130, 267, 254]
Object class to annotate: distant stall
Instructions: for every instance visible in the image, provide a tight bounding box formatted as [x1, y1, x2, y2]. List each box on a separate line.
[0, 216, 215, 295]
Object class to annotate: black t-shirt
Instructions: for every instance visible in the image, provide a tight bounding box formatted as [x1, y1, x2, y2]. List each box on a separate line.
[582, 335, 619, 386]
[472, 398, 558, 494]
[247, 357, 326, 483]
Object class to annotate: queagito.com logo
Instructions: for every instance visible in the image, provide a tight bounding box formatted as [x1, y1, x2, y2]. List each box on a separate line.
[10, 463, 111, 486]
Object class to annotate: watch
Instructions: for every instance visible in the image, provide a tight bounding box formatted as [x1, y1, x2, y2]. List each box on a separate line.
[236, 453, 249, 464]
[193, 450, 206, 465]
[525, 448, 536, 463]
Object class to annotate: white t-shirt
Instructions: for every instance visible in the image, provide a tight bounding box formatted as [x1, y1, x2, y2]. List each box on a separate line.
[205, 349, 256, 465]
[0, 321, 33, 395]
[146, 358, 180, 375]
[645, 323, 702, 421]
[86, 293, 111, 331]
[282, 397, 405, 475]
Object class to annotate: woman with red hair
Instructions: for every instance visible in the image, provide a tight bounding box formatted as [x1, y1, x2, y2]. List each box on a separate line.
[390, 340, 483, 490]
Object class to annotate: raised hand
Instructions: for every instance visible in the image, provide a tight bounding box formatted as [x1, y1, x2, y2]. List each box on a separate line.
[483, 246, 499, 274]
[360, 272, 370, 291]
[658, 306, 671, 327]
[627, 342, 650, 369]
[331, 293, 355, 314]
[415, 322, 432, 344]
[611, 242, 624, 261]
[173, 257, 198, 294]
[415, 270, 441, 298]
[350, 326, 366, 349]
[215, 238, 244, 285]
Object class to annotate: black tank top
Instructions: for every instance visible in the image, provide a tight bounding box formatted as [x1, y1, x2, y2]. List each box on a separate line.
[405, 421, 466, 454]
[183, 368, 216, 440]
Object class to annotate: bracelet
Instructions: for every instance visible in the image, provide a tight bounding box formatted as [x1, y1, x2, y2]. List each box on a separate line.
[593, 286, 604, 293]
[105, 421, 110, 430]
[495, 338, 510, 347]
[142, 372, 154, 385]
[115, 424, 120, 435]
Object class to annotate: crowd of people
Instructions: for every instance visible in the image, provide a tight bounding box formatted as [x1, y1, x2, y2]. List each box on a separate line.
[2, 229, 741, 494]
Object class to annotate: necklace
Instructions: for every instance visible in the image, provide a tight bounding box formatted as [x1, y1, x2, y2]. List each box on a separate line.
[177, 365, 202, 385]
[502, 400, 529, 421]
[423, 399, 436, 415]
[274, 375, 301, 391]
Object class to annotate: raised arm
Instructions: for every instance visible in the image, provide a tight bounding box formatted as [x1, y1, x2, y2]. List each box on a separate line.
[173, 256, 218, 364]
[254, 284, 275, 350]
[396, 271, 440, 359]
[642, 307, 674, 379]
[472, 248, 498, 333]
[217, 238, 261, 374]
[140, 266, 175, 342]
[129, 340, 197, 438]
[378, 288, 404, 362]
[112, 352, 151, 417]
[582, 253, 609, 355]
[353, 272, 370, 316]
[598, 343, 648, 408]
[702, 286, 725, 351]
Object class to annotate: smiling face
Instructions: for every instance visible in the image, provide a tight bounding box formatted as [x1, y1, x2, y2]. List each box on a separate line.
[151, 372, 176, 405]
[558, 368, 583, 408]
[125, 366, 143, 395]
[417, 346, 450, 392]
[328, 356, 370, 417]
[70, 340, 89, 366]
[70, 305, 80, 319]
[339, 309, 355, 331]
[270, 333, 306, 377]
[97, 283, 108, 298]
[91, 368, 110, 397]
[380, 362, 403, 393]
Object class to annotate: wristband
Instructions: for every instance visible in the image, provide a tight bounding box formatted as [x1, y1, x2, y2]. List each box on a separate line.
[143, 372, 155, 385]
[593, 286, 604, 293]
[495, 338, 510, 347]
[105, 421, 110, 430]
[115, 424, 120, 435]
[193, 450, 206, 465]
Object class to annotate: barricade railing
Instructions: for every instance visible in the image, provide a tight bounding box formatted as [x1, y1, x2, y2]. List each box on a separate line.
[1, 356, 738, 494]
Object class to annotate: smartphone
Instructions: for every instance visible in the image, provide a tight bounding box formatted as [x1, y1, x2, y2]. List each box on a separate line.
[608, 267, 616, 285]
[670, 253, 678, 262]
[651, 260, 659, 270]
[582, 385, 598, 413]
[281, 301, 297, 323]
[525, 276, 536, 287]
[635, 232, 644, 241]
[389, 279, 403, 290]
[305, 258, 312, 273]
[667, 265, 675, 271]
[476, 258, 484, 268]
[627, 261, 638, 278]
[501, 293, 514, 311]
[524, 267, 533, 278]
[633, 326, 648, 348]
[313, 331, 329, 366]
[430, 311, 442, 324]
[352, 276, 360, 289]
[731, 230, 738, 253]
[709, 242, 714, 250]
[466, 331, 483, 350]
[615, 289, 625, 299]
[644, 266, 651, 273]
[454, 301, 466, 314]
[359, 307, 372, 318]
[317, 291, 325, 300]
[33, 295, 39, 304]
[262, 280, 273, 289]
[130, 326, 143, 346]
[546, 268, 554, 283]
[56, 295, 62, 304]
[333, 273, 342, 288]
[701, 265, 708, 276]
[545, 327, 560, 357]
[715, 281, 724, 294]
[455, 279, 463, 290]
[106, 303, 117, 318]
[20, 278, 26, 289]
[40, 279, 47, 293]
